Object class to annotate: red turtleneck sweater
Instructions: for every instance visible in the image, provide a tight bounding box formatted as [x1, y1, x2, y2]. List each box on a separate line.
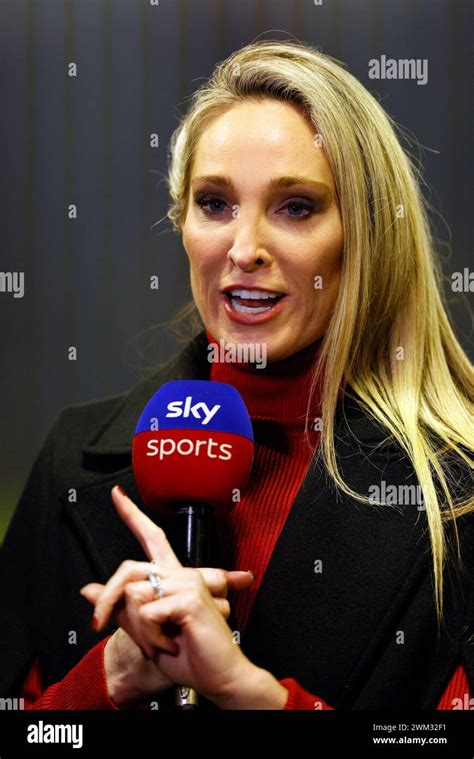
[19, 333, 471, 710]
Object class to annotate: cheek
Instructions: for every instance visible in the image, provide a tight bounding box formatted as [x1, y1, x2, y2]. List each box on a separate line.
[183, 228, 221, 271]
[312, 219, 344, 279]
[320, 209, 344, 249]
[184, 237, 220, 307]
[295, 242, 342, 295]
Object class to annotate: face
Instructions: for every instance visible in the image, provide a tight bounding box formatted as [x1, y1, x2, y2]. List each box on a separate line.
[182, 98, 344, 362]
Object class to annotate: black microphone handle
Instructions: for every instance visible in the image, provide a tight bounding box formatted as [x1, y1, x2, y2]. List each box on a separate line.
[170, 503, 212, 710]
[174, 503, 212, 567]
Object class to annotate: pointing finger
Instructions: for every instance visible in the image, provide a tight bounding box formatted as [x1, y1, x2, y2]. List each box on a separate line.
[111, 485, 182, 571]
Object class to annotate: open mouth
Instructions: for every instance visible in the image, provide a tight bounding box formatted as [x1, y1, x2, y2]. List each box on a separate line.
[224, 288, 285, 314]
[220, 287, 288, 325]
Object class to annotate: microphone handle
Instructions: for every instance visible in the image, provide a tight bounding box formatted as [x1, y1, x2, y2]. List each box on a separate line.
[172, 503, 211, 710]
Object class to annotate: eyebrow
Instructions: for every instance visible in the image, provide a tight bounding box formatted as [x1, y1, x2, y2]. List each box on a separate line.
[191, 174, 333, 198]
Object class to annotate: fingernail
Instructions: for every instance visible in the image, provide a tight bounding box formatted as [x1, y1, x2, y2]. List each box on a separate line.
[90, 614, 100, 631]
[246, 570, 256, 579]
[115, 484, 127, 497]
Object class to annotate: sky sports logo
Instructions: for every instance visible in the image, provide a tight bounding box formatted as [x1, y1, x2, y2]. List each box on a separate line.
[146, 438, 232, 461]
[146, 396, 231, 460]
[135, 381, 254, 473]
[165, 397, 221, 426]
[133, 381, 254, 512]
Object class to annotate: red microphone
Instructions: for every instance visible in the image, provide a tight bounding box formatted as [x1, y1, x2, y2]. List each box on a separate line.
[132, 379, 254, 709]
[132, 379, 254, 520]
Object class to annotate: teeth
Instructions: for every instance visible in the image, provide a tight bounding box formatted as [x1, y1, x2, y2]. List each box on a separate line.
[229, 288, 281, 299]
[232, 301, 273, 314]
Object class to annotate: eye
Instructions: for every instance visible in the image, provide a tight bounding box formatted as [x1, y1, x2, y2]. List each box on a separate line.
[194, 194, 228, 216]
[194, 193, 318, 220]
[279, 199, 315, 220]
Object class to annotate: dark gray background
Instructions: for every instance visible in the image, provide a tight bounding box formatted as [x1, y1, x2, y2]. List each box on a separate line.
[0, 0, 472, 537]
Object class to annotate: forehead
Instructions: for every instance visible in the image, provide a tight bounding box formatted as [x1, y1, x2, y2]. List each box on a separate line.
[191, 98, 333, 185]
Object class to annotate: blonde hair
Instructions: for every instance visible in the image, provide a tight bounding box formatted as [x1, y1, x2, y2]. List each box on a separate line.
[165, 39, 474, 626]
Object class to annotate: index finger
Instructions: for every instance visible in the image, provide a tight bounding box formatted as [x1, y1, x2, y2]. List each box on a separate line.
[111, 485, 182, 571]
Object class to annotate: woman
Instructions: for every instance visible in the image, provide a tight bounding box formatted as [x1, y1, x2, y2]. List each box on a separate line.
[1, 40, 472, 711]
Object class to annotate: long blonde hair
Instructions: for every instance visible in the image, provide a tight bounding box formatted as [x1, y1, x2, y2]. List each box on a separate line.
[165, 39, 474, 625]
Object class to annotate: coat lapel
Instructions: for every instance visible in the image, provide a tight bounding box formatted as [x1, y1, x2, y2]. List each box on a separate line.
[239, 409, 435, 708]
[61, 331, 211, 582]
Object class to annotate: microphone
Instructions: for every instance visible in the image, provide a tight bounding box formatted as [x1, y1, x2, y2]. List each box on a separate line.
[132, 379, 254, 708]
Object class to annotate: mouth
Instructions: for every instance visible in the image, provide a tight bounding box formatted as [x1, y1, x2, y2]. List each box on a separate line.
[220, 287, 288, 325]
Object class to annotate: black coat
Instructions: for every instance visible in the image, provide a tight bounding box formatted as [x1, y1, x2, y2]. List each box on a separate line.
[1, 330, 473, 710]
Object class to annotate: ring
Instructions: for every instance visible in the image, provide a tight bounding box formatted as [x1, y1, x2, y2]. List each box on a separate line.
[147, 563, 165, 599]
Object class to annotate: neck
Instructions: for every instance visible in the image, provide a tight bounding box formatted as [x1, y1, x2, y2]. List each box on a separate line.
[206, 330, 324, 428]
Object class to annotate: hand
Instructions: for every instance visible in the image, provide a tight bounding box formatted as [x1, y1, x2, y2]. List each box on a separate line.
[80, 485, 255, 705]
[82, 486, 278, 707]
[82, 567, 253, 706]
[104, 626, 174, 706]
[111, 561, 287, 708]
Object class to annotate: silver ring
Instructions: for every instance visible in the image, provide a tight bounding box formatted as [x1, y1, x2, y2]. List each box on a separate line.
[147, 566, 165, 599]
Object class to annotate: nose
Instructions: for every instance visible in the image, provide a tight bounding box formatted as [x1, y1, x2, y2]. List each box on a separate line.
[227, 221, 272, 272]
